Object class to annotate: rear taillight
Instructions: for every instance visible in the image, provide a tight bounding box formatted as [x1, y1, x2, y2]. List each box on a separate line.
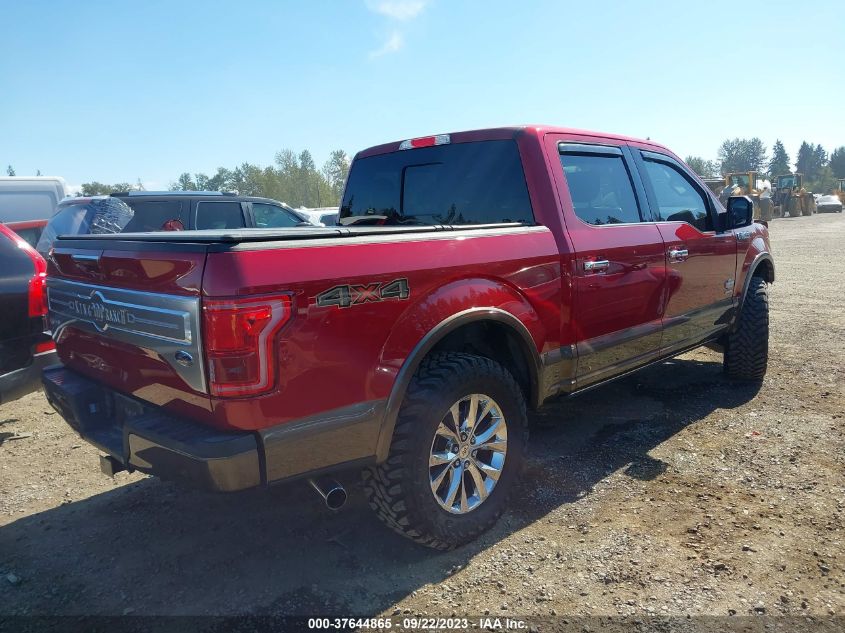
[0, 223, 49, 318]
[202, 295, 292, 397]
[28, 255, 48, 318]
[34, 341, 56, 354]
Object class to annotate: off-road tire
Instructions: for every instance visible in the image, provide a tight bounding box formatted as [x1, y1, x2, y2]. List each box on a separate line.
[724, 276, 769, 380]
[363, 352, 528, 550]
[758, 198, 773, 222]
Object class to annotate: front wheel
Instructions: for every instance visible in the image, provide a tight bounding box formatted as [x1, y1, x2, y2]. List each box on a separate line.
[363, 352, 527, 550]
[724, 276, 769, 381]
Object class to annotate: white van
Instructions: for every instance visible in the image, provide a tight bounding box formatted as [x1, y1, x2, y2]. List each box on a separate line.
[0, 177, 68, 246]
[0, 176, 67, 222]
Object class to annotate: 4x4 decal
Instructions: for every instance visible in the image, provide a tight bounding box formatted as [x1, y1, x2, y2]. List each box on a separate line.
[315, 278, 410, 308]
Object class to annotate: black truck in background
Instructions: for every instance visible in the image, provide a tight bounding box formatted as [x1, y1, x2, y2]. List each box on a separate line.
[0, 223, 56, 404]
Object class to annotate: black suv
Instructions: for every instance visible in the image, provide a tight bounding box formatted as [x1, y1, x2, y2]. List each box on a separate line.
[36, 191, 308, 256]
[0, 223, 56, 405]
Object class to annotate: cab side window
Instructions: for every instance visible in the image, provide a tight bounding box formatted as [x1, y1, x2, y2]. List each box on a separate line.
[641, 159, 711, 231]
[195, 201, 245, 230]
[252, 203, 301, 228]
[559, 146, 643, 226]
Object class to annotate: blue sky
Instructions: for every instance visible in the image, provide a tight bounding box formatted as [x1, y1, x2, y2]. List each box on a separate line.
[2, 0, 843, 190]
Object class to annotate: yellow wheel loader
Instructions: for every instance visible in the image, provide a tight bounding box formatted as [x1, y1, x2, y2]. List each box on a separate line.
[773, 173, 815, 218]
[720, 172, 773, 221]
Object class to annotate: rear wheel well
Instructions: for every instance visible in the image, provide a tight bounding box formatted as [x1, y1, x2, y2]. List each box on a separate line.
[428, 320, 536, 407]
[752, 258, 774, 283]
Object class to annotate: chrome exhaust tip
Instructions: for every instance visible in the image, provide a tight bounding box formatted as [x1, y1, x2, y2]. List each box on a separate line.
[308, 476, 347, 510]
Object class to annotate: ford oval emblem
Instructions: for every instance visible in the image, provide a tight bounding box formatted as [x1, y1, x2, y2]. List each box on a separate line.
[175, 350, 194, 367]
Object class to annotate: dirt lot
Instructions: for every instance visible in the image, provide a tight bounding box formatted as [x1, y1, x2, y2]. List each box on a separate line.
[1, 213, 843, 625]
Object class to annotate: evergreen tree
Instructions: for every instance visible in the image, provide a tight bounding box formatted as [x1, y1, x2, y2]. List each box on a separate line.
[830, 147, 845, 178]
[796, 142, 828, 181]
[767, 140, 790, 177]
[795, 142, 814, 176]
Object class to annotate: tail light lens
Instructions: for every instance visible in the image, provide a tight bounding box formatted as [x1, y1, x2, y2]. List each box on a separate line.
[34, 340, 56, 354]
[202, 295, 292, 397]
[28, 254, 48, 318]
[0, 223, 49, 318]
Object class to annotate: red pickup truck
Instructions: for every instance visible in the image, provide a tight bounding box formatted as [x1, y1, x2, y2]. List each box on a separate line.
[42, 126, 773, 549]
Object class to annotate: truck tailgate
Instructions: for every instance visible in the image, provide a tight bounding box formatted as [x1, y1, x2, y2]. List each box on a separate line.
[46, 243, 212, 419]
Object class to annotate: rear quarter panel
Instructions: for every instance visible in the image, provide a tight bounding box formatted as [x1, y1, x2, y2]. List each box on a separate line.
[201, 228, 562, 430]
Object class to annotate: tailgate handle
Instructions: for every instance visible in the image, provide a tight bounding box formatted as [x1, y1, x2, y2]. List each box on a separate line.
[71, 254, 100, 262]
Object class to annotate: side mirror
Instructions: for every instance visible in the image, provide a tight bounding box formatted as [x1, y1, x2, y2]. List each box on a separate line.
[725, 195, 753, 230]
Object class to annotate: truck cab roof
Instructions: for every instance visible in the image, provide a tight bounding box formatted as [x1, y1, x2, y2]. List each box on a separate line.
[356, 124, 668, 159]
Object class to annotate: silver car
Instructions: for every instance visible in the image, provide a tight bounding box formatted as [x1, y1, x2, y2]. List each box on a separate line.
[816, 194, 843, 213]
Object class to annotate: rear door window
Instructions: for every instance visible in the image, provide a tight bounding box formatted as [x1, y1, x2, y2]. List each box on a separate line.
[559, 145, 643, 225]
[35, 199, 135, 255]
[195, 201, 246, 230]
[340, 140, 534, 226]
[122, 201, 185, 232]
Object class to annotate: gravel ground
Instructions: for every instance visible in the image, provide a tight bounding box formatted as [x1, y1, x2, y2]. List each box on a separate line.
[1, 213, 843, 626]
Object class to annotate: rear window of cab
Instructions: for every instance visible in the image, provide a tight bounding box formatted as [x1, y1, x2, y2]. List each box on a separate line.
[340, 140, 534, 226]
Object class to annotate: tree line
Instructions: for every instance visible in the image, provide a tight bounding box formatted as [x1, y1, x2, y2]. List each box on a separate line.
[5, 149, 352, 208]
[168, 149, 351, 208]
[8, 137, 845, 202]
[685, 139, 845, 192]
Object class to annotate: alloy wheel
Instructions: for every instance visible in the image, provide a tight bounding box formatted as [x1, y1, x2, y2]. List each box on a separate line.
[428, 393, 508, 514]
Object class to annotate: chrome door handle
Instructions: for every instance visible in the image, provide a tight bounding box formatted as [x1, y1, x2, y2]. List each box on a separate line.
[668, 248, 688, 262]
[584, 259, 610, 272]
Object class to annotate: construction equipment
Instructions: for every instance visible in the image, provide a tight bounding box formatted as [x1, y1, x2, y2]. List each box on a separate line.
[703, 177, 726, 197]
[720, 172, 773, 221]
[835, 178, 845, 206]
[772, 173, 816, 218]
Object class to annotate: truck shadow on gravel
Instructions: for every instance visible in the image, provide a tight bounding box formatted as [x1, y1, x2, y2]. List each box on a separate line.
[0, 354, 760, 618]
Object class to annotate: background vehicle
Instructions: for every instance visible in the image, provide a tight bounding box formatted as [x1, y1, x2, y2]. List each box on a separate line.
[0, 224, 56, 404]
[772, 173, 816, 217]
[815, 194, 843, 213]
[294, 206, 339, 226]
[36, 191, 308, 256]
[703, 177, 726, 196]
[42, 126, 773, 550]
[0, 177, 67, 247]
[720, 171, 773, 220]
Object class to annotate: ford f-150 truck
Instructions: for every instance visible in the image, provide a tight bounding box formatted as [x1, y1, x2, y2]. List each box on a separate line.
[42, 126, 773, 549]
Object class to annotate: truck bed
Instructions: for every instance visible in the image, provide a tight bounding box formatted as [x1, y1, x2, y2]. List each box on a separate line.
[54, 223, 529, 248]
